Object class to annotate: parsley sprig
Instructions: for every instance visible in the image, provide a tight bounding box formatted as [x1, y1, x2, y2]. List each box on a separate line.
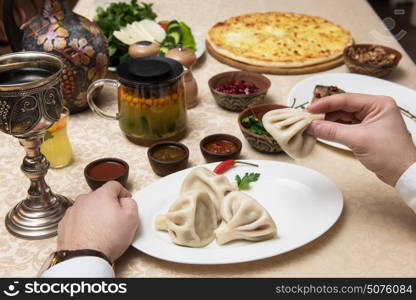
[235, 173, 261, 190]
[241, 116, 271, 137]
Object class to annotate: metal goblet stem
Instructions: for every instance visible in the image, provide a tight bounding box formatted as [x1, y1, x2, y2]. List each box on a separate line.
[6, 133, 72, 239]
[0, 52, 72, 239]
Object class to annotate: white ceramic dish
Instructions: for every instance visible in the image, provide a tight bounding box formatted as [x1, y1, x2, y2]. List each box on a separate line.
[287, 73, 416, 151]
[193, 34, 205, 59]
[132, 160, 343, 265]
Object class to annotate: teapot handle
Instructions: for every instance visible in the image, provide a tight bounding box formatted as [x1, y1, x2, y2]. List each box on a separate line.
[87, 79, 120, 120]
[3, 0, 24, 51]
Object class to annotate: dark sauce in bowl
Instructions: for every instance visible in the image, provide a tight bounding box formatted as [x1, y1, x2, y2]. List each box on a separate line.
[147, 142, 189, 176]
[151, 145, 186, 162]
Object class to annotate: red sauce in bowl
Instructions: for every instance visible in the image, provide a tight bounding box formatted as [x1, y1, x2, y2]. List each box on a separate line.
[204, 140, 238, 154]
[87, 161, 126, 180]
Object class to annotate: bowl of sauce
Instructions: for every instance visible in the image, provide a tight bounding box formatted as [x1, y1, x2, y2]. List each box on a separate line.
[148, 142, 189, 176]
[84, 158, 129, 190]
[200, 134, 242, 162]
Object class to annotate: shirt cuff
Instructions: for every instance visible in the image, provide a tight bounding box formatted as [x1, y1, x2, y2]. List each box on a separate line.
[395, 162, 416, 213]
[41, 256, 115, 278]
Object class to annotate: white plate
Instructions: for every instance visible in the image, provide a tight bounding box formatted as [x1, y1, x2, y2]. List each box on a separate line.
[132, 160, 343, 265]
[193, 34, 205, 59]
[287, 73, 416, 151]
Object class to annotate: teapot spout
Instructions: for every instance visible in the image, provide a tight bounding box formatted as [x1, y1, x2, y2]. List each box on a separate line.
[3, 0, 24, 51]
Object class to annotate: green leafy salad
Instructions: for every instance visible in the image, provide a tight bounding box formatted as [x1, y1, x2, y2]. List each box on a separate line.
[93, 1, 196, 66]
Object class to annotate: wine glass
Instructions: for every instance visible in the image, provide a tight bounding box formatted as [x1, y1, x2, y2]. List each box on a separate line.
[0, 51, 72, 239]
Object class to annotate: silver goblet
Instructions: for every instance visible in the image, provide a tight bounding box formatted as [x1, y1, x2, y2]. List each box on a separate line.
[0, 52, 72, 239]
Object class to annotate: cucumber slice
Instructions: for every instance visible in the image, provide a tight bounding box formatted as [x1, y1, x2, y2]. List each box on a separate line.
[169, 32, 181, 44]
[167, 21, 181, 33]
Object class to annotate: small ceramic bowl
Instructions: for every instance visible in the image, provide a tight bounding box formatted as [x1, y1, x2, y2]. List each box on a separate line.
[84, 157, 129, 190]
[343, 44, 402, 78]
[238, 104, 288, 153]
[148, 141, 189, 176]
[208, 71, 271, 112]
[200, 133, 242, 163]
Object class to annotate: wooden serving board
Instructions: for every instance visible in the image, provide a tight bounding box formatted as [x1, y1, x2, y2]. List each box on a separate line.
[206, 41, 345, 75]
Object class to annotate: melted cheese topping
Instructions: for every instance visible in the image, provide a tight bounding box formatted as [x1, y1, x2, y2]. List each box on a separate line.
[208, 12, 353, 67]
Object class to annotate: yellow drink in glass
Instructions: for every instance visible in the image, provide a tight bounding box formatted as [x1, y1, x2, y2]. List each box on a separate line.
[41, 107, 73, 168]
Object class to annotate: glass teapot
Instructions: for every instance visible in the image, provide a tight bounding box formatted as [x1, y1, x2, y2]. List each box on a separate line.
[87, 57, 187, 146]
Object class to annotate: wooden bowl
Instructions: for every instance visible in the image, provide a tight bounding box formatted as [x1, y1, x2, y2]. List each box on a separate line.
[84, 158, 129, 190]
[238, 104, 288, 153]
[147, 142, 189, 177]
[208, 71, 271, 112]
[343, 44, 402, 78]
[200, 133, 242, 163]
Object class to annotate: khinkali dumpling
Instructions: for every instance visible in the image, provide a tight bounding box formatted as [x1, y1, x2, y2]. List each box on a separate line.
[215, 191, 277, 245]
[155, 190, 218, 247]
[180, 167, 236, 213]
[262, 108, 324, 159]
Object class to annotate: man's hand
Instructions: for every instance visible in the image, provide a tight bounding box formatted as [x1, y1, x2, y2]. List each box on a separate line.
[307, 93, 416, 186]
[57, 181, 139, 262]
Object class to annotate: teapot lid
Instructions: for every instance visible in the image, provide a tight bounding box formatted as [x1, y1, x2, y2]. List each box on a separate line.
[117, 56, 183, 85]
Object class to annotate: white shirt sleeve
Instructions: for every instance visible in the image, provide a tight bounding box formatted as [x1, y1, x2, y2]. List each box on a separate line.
[41, 256, 115, 278]
[395, 162, 416, 213]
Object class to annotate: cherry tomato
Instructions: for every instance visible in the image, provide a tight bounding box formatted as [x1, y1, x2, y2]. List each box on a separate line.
[159, 23, 168, 31]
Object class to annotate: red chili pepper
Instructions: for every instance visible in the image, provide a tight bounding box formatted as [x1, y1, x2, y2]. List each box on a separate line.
[213, 160, 259, 174]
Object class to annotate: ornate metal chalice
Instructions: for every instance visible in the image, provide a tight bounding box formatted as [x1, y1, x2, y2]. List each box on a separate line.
[0, 52, 72, 239]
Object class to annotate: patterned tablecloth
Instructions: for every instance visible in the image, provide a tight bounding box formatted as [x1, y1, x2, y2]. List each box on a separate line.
[1, 0, 416, 277]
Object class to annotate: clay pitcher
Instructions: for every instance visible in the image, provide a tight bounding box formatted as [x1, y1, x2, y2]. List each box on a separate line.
[3, 0, 109, 113]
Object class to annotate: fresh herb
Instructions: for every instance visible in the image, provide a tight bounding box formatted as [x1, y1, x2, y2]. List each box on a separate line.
[241, 115, 272, 137]
[93, 1, 157, 66]
[290, 98, 308, 109]
[235, 173, 261, 190]
[44, 131, 54, 142]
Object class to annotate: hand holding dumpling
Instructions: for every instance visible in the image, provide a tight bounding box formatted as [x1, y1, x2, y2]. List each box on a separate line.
[306, 93, 416, 186]
[262, 108, 325, 159]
